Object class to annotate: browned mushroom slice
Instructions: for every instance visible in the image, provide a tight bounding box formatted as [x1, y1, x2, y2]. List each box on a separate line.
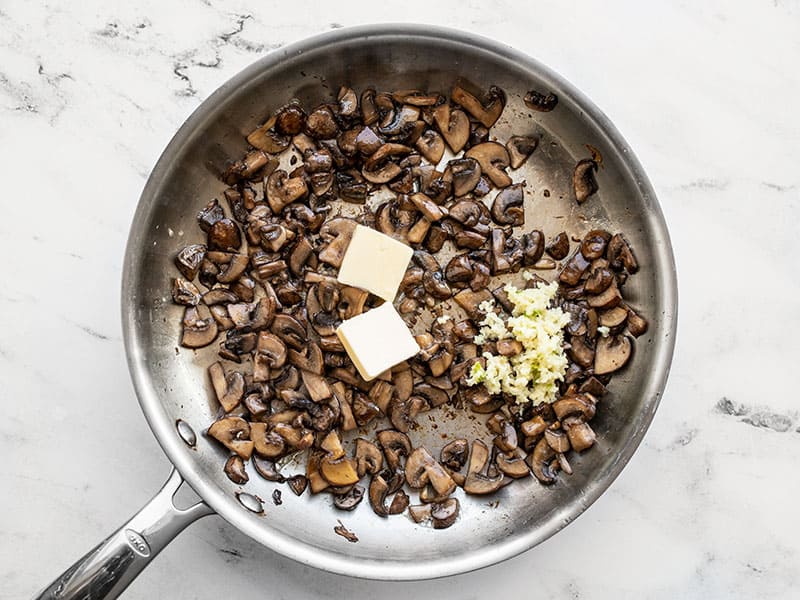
[465, 142, 512, 188]
[496, 339, 523, 357]
[216, 253, 249, 284]
[172, 278, 201, 306]
[594, 334, 632, 375]
[568, 335, 595, 369]
[376, 430, 412, 471]
[587, 280, 622, 310]
[599, 306, 628, 329]
[454, 288, 493, 321]
[580, 376, 608, 397]
[273, 102, 307, 136]
[558, 251, 591, 287]
[301, 370, 332, 402]
[444, 254, 473, 284]
[463, 440, 504, 495]
[271, 313, 306, 350]
[207, 416, 253, 459]
[585, 266, 615, 294]
[410, 192, 447, 222]
[445, 157, 481, 197]
[197, 199, 225, 233]
[490, 184, 525, 226]
[431, 498, 460, 529]
[223, 455, 248, 484]
[320, 456, 359, 487]
[175, 244, 206, 281]
[252, 456, 285, 483]
[287, 474, 308, 496]
[544, 428, 571, 453]
[524, 90, 558, 112]
[527, 437, 556, 484]
[496, 453, 531, 479]
[379, 104, 420, 138]
[564, 418, 597, 452]
[266, 169, 308, 214]
[406, 447, 456, 496]
[432, 104, 470, 154]
[408, 503, 433, 523]
[627, 308, 649, 337]
[415, 129, 445, 164]
[249, 422, 286, 458]
[318, 217, 357, 267]
[520, 415, 547, 438]
[304, 105, 339, 139]
[580, 229, 612, 260]
[208, 362, 244, 412]
[506, 135, 539, 169]
[333, 485, 365, 511]
[368, 473, 392, 517]
[573, 159, 599, 204]
[451, 84, 505, 128]
[552, 394, 596, 421]
[521, 231, 545, 266]
[464, 385, 503, 413]
[354, 438, 383, 478]
[207, 218, 241, 252]
[440, 439, 469, 470]
[607, 233, 639, 273]
[545, 231, 570, 260]
[181, 304, 218, 348]
[362, 143, 412, 183]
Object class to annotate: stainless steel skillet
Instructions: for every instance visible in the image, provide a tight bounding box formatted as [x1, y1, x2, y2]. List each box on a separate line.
[36, 24, 677, 599]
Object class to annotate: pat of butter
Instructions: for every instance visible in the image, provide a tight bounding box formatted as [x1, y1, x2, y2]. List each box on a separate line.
[337, 224, 413, 301]
[336, 302, 420, 381]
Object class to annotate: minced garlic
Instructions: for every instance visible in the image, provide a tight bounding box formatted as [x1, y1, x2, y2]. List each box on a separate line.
[466, 281, 570, 406]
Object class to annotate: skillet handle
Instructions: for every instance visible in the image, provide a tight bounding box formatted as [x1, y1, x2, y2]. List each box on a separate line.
[34, 468, 214, 600]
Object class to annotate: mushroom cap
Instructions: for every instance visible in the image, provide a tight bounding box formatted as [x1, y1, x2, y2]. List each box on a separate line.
[465, 142, 512, 188]
[594, 335, 632, 375]
[490, 184, 525, 226]
[573, 158, 599, 204]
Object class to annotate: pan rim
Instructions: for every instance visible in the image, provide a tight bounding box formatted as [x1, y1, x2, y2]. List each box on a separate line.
[121, 22, 678, 581]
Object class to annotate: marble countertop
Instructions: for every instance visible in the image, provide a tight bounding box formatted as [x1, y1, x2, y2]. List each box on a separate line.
[2, 1, 799, 598]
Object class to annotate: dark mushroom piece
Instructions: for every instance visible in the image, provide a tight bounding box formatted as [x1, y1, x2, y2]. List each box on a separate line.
[568, 335, 595, 369]
[544, 428, 571, 453]
[247, 116, 291, 153]
[266, 170, 308, 214]
[587, 281, 622, 310]
[627, 308, 649, 337]
[355, 438, 384, 478]
[208, 362, 245, 412]
[573, 159, 599, 204]
[208, 219, 241, 252]
[599, 306, 628, 329]
[181, 304, 218, 348]
[465, 142, 512, 188]
[216, 253, 249, 284]
[362, 143, 412, 184]
[304, 105, 339, 139]
[585, 266, 615, 294]
[506, 136, 539, 169]
[333, 485, 365, 511]
[431, 498, 460, 529]
[405, 447, 456, 496]
[440, 439, 469, 470]
[454, 288, 493, 321]
[496, 453, 531, 479]
[607, 233, 639, 273]
[559, 251, 591, 286]
[274, 102, 307, 135]
[175, 244, 207, 281]
[207, 416, 253, 460]
[546, 231, 570, 260]
[463, 440, 505, 495]
[318, 217, 357, 267]
[270, 314, 307, 350]
[552, 394, 596, 421]
[490, 184, 525, 226]
[451, 84, 505, 128]
[445, 255, 474, 284]
[287, 474, 308, 496]
[448, 157, 482, 197]
[524, 90, 558, 112]
[172, 278, 201, 306]
[224, 455, 248, 484]
[432, 103, 470, 153]
[197, 199, 225, 232]
[376, 430, 412, 472]
[580, 229, 612, 260]
[563, 418, 597, 452]
[594, 335, 632, 375]
[527, 437, 557, 484]
[252, 456, 285, 483]
[408, 504, 433, 523]
[249, 423, 286, 458]
[521, 231, 545, 266]
[415, 129, 445, 164]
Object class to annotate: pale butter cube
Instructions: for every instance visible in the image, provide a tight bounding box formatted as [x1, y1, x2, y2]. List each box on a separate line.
[336, 302, 420, 381]
[337, 224, 413, 301]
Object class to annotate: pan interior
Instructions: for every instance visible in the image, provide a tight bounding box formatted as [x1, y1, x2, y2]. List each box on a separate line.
[123, 26, 676, 580]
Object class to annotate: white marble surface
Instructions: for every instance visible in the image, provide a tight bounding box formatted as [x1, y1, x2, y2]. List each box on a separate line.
[2, 1, 799, 598]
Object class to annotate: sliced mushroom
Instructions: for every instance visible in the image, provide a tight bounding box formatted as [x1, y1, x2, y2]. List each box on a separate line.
[544, 428, 571, 453]
[431, 498, 460, 529]
[464, 385, 504, 414]
[607, 233, 639, 273]
[627, 308, 648, 337]
[454, 288, 493, 321]
[333, 485, 365, 511]
[224, 455, 248, 484]
[376, 430, 411, 472]
[463, 440, 505, 495]
[580, 229, 611, 260]
[552, 394, 596, 421]
[305, 105, 339, 139]
[528, 437, 556, 484]
[249, 422, 286, 458]
[496, 339, 523, 356]
[208, 218, 241, 252]
[287, 474, 308, 496]
[252, 456, 285, 483]
[490, 184, 525, 226]
[585, 266, 615, 295]
[207, 416, 253, 459]
[274, 102, 307, 135]
[449, 157, 482, 197]
[521, 231, 545, 266]
[594, 334, 632, 375]
[320, 456, 359, 487]
[181, 304, 219, 348]
[216, 253, 249, 284]
[355, 438, 384, 478]
[318, 217, 357, 267]
[573, 159, 599, 204]
[362, 143, 412, 183]
[172, 278, 201, 306]
[465, 142, 512, 188]
[197, 199, 225, 232]
[451, 84, 505, 128]
[271, 314, 307, 350]
[506, 136, 538, 169]
[432, 104, 470, 153]
[564, 419, 597, 452]
[568, 335, 595, 369]
[587, 281, 622, 310]
[208, 362, 244, 412]
[408, 503, 433, 523]
[599, 306, 628, 329]
[440, 439, 469, 470]
[175, 244, 207, 281]
[368, 473, 392, 517]
[546, 231, 570, 260]
[496, 453, 531, 478]
[266, 170, 308, 213]
[524, 90, 558, 112]
[415, 129, 445, 164]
